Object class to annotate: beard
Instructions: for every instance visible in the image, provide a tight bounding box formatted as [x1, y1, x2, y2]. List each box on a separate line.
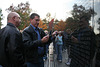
[16, 21, 21, 27]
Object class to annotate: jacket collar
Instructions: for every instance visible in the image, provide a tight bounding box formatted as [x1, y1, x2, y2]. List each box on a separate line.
[29, 24, 42, 35]
[7, 23, 16, 28]
[7, 23, 20, 31]
[30, 24, 39, 30]
[30, 24, 40, 31]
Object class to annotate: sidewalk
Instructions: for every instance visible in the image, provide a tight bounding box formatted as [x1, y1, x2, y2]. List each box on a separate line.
[44, 49, 69, 67]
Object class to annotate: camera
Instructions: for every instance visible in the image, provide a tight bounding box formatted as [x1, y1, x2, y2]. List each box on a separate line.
[56, 32, 58, 36]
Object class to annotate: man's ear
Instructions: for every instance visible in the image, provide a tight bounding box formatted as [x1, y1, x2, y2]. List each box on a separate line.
[30, 19, 32, 21]
[12, 16, 16, 21]
[30, 19, 33, 22]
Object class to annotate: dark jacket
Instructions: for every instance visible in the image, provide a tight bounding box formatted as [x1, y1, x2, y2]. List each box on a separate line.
[62, 31, 71, 48]
[70, 27, 96, 67]
[95, 34, 100, 67]
[22, 25, 52, 63]
[0, 23, 25, 67]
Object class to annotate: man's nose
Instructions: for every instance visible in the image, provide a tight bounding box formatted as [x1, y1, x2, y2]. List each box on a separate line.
[20, 20, 21, 23]
[37, 21, 39, 23]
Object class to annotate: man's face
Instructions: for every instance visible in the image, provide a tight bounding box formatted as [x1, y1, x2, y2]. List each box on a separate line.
[66, 29, 71, 34]
[31, 16, 40, 28]
[79, 18, 87, 29]
[14, 15, 21, 27]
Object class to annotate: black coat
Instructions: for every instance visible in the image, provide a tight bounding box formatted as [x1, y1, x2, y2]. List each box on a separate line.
[70, 27, 96, 67]
[95, 34, 100, 67]
[0, 23, 25, 67]
[22, 25, 52, 63]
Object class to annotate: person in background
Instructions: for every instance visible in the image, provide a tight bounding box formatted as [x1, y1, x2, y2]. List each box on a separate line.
[55, 31, 63, 63]
[62, 31, 67, 52]
[22, 13, 58, 67]
[65, 29, 72, 66]
[0, 12, 25, 67]
[70, 15, 96, 67]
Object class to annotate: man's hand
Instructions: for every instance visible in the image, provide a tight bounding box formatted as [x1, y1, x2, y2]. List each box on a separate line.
[71, 36, 78, 43]
[52, 31, 58, 37]
[41, 35, 49, 43]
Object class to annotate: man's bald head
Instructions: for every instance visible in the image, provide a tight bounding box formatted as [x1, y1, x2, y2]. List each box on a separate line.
[7, 12, 20, 21]
[7, 12, 21, 27]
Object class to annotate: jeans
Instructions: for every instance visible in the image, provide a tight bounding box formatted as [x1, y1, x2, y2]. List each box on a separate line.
[56, 45, 63, 60]
[43, 44, 49, 60]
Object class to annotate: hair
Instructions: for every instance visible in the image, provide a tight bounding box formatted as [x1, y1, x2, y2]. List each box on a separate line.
[30, 13, 40, 19]
[79, 15, 90, 27]
[66, 29, 72, 34]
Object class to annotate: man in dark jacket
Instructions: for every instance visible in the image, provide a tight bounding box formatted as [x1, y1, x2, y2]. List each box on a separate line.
[22, 13, 57, 67]
[70, 16, 96, 67]
[0, 12, 25, 67]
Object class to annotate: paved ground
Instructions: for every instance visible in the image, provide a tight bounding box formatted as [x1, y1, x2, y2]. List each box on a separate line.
[44, 49, 69, 67]
[44, 43, 96, 67]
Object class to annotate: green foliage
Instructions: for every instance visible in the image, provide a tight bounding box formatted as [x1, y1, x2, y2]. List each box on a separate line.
[0, 9, 3, 29]
[6, 2, 32, 30]
[65, 17, 79, 31]
[71, 4, 97, 21]
[65, 4, 97, 31]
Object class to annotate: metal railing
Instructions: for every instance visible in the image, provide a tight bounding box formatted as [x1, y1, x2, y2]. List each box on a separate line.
[49, 42, 55, 67]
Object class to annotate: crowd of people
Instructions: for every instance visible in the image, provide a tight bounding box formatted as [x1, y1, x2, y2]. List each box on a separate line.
[0, 12, 99, 67]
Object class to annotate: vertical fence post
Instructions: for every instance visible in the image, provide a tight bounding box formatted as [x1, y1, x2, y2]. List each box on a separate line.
[49, 42, 54, 67]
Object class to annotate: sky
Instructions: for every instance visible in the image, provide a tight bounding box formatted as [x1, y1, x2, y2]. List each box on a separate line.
[0, 0, 75, 27]
[0, 0, 99, 34]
